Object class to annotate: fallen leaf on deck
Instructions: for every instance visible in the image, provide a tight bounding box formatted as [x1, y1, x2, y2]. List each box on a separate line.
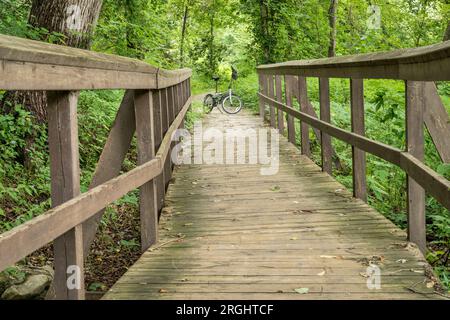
[290, 236, 298, 240]
[317, 270, 326, 276]
[270, 185, 280, 191]
[426, 281, 435, 288]
[294, 288, 309, 294]
[396, 259, 407, 264]
[359, 272, 369, 278]
[159, 289, 168, 293]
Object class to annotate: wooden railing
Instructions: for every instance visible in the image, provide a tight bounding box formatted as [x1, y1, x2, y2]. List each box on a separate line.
[257, 41, 450, 254]
[0, 35, 192, 299]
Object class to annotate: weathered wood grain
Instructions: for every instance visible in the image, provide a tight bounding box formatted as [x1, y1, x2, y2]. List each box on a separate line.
[350, 79, 367, 202]
[406, 81, 426, 253]
[47, 91, 84, 300]
[135, 90, 159, 251]
[319, 77, 332, 174]
[275, 75, 284, 133]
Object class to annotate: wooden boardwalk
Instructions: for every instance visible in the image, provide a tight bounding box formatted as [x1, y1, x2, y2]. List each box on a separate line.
[103, 110, 442, 300]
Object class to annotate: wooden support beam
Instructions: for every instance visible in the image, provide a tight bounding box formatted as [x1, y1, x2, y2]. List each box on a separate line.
[134, 90, 159, 251]
[47, 91, 84, 300]
[298, 77, 311, 157]
[152, 90, 165, 212]
[319, 78, 332, 174]
[275, 75, 284, 134]
[268, 75, 276, 128]
[82, 90, 135, 254]
[162, 88, 172, 188]
[423, 82, 450, 163]
[285, 75, 296, 144]
[406, 81, 426, 253]
[258, 75, 265, 120]
[350, 79, 367, 202]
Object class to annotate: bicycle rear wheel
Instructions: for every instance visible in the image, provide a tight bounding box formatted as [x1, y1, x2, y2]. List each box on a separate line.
[203, 94, 214, 113]
[222, 94, 242, 114]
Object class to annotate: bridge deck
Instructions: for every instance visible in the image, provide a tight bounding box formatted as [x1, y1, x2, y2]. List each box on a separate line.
[103, 110, 441, 300]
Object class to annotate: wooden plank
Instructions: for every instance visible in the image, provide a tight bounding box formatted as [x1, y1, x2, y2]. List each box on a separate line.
[405, 81, 426, 253]
[258, 93, 450, 210]
[350, 79, 367, 202]
[319, 77, 332, 174]
[275, 75, 284, 133]
[134, 90, 159, 251]
[268, 75, 276, 127]
[82, 90, 135, 254]
[298, 77, 311, 157]
[256, 40, 450, 81]
[0, 96, 192, 273]
[47, 91, 84, 300]
[285, 76, 296, 144]
[423, 82, 450, 162]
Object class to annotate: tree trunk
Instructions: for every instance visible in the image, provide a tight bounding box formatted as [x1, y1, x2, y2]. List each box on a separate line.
[180, 4, 189, 67]
[443, 21, 450, 42]
[208, 10, 215, 76]
[1, 0, 103, 123]
[327, 0, 338, 57]
[259, 0, 270, 63]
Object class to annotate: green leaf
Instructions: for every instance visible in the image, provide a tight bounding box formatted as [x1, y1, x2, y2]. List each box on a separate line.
[294, 287, 309, 294]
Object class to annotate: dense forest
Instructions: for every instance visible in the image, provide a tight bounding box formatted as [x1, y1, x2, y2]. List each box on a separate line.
[0, 0, 449, 296]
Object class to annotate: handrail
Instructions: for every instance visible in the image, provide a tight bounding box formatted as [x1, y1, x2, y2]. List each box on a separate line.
[0, 34, 192, 299]
[257, 41, 450, 80]
[257, 42, 450, 254]
[0, 34, 192, 90]
[259, 92, 450, 210]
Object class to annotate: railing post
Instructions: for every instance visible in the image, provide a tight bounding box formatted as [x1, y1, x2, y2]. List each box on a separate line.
[319, 78, 332, 174]
[258, 74, 265, 120]
[152, 90, 165, 213]
[268, 74, 276, 128]
[350, 79, 367, 201]
[298, 77, 311, 157]
[285, 75, 296, 144]
[134, 90, 159, 251]
[406, 81, 426, 253]
[161, 88, 172, 189]
[47, 91, 84, 300]
[275, 75, 284, 134]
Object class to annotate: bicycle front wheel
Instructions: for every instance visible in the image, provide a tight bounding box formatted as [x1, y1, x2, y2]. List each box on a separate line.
[222, 94, 242, 114]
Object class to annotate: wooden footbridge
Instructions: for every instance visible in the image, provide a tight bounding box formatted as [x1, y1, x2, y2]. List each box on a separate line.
[0, 35, 449, 300]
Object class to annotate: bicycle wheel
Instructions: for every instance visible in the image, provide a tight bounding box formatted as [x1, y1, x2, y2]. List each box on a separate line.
[221, 94, 242, 114]
[203, 94, 214, 113]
